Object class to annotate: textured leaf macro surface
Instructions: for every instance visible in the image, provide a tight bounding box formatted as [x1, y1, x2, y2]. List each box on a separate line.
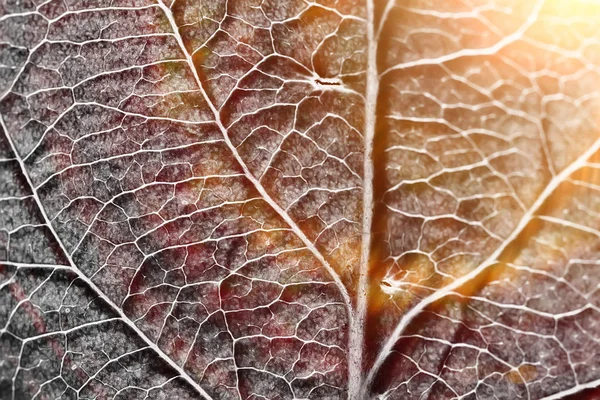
[1, 0, 600, 399]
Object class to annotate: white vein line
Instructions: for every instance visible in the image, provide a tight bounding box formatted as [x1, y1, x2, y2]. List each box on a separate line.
[541, 379, 600, 400]
[376, 0, 396, 40]
[154, 0, 352, 311]
[364, 134, 600, 391]
[0, 261, 75, 270]
[347, 0, 377, 397]
[379, 0, 546, 77]
[18, 318, 123, 342]
[0, 116, 213, 400]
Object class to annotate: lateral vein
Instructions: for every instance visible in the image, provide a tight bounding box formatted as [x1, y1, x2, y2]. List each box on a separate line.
[155, 0, 352, 311]
[364, 134, 600, 390]
[0, 116, 214, 400]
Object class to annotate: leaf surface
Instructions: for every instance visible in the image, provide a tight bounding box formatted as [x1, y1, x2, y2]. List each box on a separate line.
[0, 0, 599, 399]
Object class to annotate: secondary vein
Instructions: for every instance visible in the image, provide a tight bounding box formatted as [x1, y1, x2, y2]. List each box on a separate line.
[0, 116, 214, 400]
[364, 134, 600, 390]
[154, 0, 352, 311]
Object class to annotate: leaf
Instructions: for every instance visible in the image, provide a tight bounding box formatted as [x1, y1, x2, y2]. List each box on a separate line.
[0, 0, 599, 399]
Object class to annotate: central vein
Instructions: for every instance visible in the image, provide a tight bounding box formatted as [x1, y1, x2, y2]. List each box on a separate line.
[348, 0, 379, 397]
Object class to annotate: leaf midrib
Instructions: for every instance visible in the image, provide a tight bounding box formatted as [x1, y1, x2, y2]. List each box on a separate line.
[347, 0, 378, 397]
